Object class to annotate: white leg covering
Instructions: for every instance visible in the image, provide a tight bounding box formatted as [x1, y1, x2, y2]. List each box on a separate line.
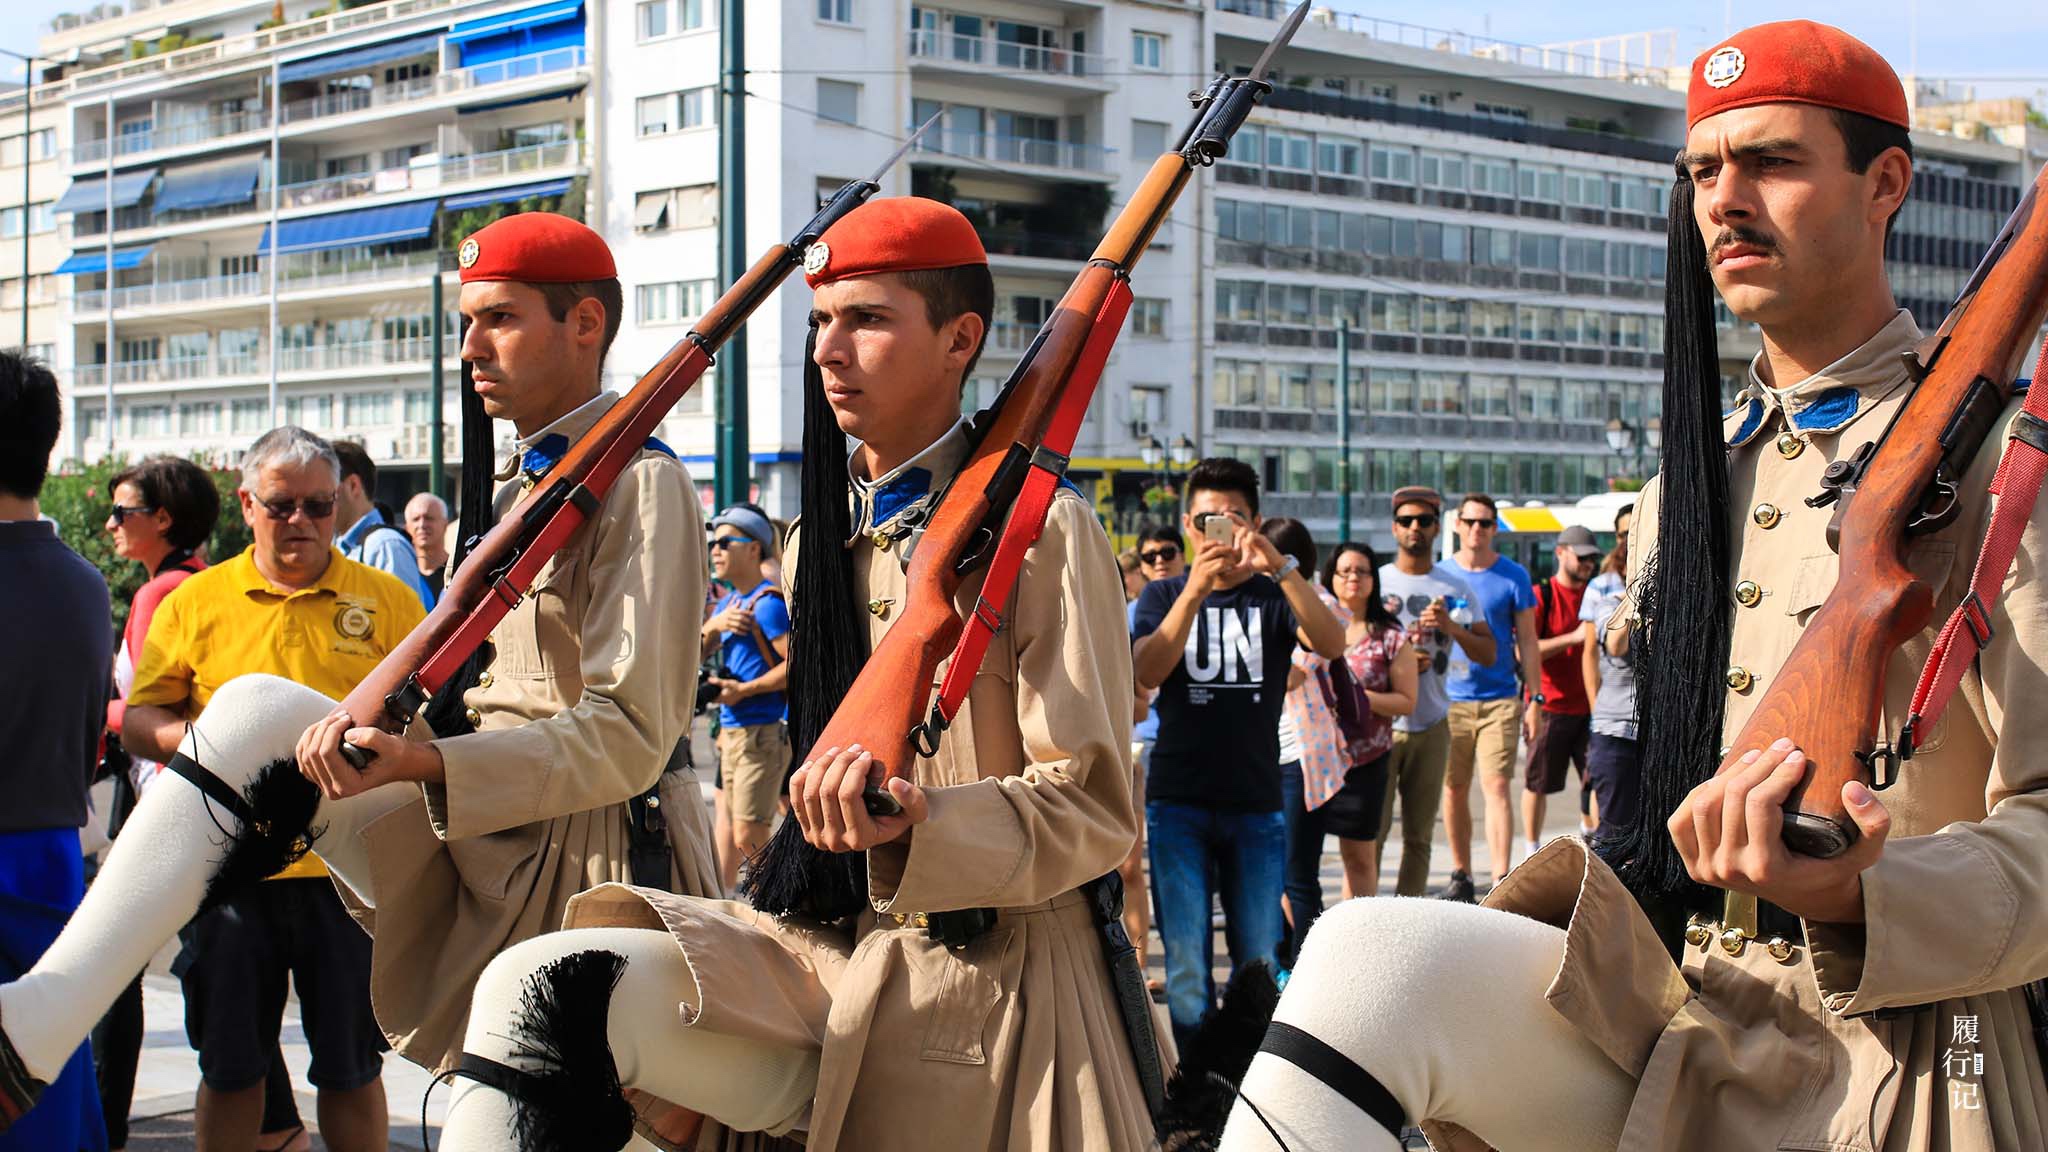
[1221, 898, 1634, 1152]
[0, 673, 413, 1080]
[441, 928, 819, 1152]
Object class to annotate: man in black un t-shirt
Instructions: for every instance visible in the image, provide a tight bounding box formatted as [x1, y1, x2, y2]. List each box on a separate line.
[1132, 457, 1344, 1046]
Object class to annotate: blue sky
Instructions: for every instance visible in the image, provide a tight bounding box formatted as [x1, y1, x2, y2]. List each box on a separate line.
[0, 0, 2040, 102]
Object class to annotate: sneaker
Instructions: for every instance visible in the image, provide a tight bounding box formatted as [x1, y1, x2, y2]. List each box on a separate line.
[1436, 869, 1477, 903]
[0, 1008, 47, 1132]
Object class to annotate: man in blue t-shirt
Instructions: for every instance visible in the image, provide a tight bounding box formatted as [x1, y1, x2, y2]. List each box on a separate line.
[699, 504, 790, 888]
[1440, 492, 1545, 902]
[1132, 459, 1345, 1047]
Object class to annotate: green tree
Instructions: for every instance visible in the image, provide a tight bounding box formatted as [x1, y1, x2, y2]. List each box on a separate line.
[41, 457, 253, 633]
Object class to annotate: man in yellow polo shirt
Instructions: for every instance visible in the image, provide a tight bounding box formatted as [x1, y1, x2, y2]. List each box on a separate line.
[123, 425, 422, 1152]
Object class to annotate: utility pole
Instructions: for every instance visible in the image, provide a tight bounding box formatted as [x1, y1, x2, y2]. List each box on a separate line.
[1337, 320, 1352, 544]
[429, 258, 446, 500]
[714, 0, 748, 508]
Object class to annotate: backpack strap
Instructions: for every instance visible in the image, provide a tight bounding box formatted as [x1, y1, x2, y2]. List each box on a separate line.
[1901, 337, 2048, 760]
[738, 586, 786, 669]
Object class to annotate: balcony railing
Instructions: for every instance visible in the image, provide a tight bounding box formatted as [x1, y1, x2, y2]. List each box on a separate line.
[278, 47, 588, 125]
[279, 139, 581, 210]
[909, 30, 1111, 78]
[76, 351, 262, 388]
[916, 130, 1111, 174]
[71, 254, 445, 312]
[73, 271, 265, 312]
[74, 109, 267, 164]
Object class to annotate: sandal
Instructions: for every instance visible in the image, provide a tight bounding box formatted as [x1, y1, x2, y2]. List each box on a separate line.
[255, 1123, 310, 1152]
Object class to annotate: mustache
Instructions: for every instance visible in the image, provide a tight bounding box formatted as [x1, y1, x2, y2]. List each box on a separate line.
[1711, 225, 1778, 255]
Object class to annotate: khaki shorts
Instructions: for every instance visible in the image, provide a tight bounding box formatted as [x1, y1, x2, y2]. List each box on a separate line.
[718, 723, 789, 826]
[1445, 697, 1522, 789]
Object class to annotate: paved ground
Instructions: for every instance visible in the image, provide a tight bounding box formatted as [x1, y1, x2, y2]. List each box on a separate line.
[112, 731, 1584, 1149]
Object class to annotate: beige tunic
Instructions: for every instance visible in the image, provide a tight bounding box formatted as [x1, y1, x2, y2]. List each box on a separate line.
[344, 392, 719, 1072]
[1443, 311, 2048, 1152]
[568, 433, 1149, 1151]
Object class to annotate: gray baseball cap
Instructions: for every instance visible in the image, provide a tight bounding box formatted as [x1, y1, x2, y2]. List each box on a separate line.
[709, 505, 775, 547]
[1557, 524, 1603, 558]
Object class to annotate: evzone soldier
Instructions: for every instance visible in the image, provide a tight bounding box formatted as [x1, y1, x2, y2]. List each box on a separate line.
[1222, 21, 2048, 1152]
[0, 213, 724, 1132]
[428, 197, 1155, 1151]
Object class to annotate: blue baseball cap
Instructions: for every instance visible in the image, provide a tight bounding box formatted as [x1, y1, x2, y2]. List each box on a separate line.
[709, 505, 775, 548]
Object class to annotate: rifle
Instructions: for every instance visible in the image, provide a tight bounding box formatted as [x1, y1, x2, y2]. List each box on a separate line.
[800, 5, 1311, 809]
[1742, 161, 2048, 857]
[332, 119, 940, 763]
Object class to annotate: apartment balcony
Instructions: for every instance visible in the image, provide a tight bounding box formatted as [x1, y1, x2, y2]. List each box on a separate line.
[75, 334, 454, 390]
[76, 351, 264, 389]
[909, 29, 1114, 93]
[277, 46, 589, 129]
[911, 131, 1115, 181]
[278, 335, 454, 375]
[72, 270, 266, 314]
[278, 139, 583, 211]
[69, 252, 447, 314]
[73, 108, 268, 167]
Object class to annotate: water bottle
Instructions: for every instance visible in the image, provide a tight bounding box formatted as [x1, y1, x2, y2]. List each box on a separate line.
[1449, 596, 1473, 627]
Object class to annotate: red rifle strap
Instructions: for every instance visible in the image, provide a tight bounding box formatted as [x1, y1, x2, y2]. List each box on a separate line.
[933, 281, 1135, 725]
[1901, 335, 2048, 757]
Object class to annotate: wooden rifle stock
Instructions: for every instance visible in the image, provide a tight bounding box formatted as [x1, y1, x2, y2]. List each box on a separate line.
[1736, 162, 2048, 857]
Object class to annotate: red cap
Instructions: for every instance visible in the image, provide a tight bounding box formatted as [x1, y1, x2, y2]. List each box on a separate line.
[457, 211, 616, 284]
[1687, 20, 1908, 130]
[802, 196, 986, 289]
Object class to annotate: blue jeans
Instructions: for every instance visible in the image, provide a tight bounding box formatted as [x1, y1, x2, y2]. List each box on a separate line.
[1146, 801, 1287, 1047]
[1277, 761, 1326, 968]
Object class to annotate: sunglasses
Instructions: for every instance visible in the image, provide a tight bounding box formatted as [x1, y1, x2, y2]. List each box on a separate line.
[709, 536, 755, 552]
[1460, 516, 1498, 529]
[106, 504, 156, 522]
[1333, 566, 1374, 580]
[1140, 546, 1179, 564]
[255, 495, 336, 521]
[1392, 513, 1438, 528]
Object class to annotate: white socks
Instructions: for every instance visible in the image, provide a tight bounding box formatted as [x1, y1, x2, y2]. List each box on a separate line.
[1220, 898, 1634, 1151]
[440, 926, 819, 1150]
[0, 674, 409, 1080]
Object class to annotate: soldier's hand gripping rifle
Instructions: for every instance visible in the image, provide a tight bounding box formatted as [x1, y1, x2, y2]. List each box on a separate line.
[1736, 160, 2048, 858]
[778, 4, 1312, 833]
[329, 118, 942, 766]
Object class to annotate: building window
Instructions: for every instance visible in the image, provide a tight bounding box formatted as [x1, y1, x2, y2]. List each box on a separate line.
[817, 0, 853, 24]
[1367, 83, 1396, 102]
[637, 0, 668, 40]
[816, 79, 860, 125]
[634, 184, 718, 232]
[1416, 91, 1442, 109]
[28, 201, 53, 233]
[1131, 119, 1168, 159]
[1474, 101, 1531, 123]
[637, 279, 716, 327]
[1131, 31, 1163, 70]
[342, 392, 393, 427]
[1369, 144, 1414, 183]
[0, 207, 19, 238]
[637, 87, 715, 137]
[1130, 298, 1167, 338]
[231, 398, 267, 433]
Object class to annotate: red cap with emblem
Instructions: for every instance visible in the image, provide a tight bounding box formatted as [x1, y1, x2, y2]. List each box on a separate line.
[802, 196, 986, 289]
[457, 211, 616, 284]
[1687, 20, 1908, 130]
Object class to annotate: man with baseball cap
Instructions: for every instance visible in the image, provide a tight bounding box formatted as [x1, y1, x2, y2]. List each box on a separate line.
[1221, 21, 2048, 1151]
[700, 502, 790, 889]
[1520, 524, 1605, 856]
[0, 212, 727, 1139]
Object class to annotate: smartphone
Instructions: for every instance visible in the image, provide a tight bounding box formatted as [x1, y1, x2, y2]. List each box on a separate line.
[1202, 515, 1236, 546]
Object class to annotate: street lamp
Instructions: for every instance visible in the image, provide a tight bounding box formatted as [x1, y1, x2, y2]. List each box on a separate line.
[1169, 434, 1194, 471]
[1603, 417, 1634, 457]
[1139, 434, 1164, 472]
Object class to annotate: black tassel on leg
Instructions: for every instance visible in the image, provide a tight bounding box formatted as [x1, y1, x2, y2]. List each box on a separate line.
[1154, 961, 1282, 1150]
[176, 754, 324, 917]
[739, 326, 874, 923]
[455, 950, 636, 1152]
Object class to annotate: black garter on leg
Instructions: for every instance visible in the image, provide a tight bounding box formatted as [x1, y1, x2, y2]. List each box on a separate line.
[164, 754, 324, 916]
[1155, 961, 1282, 1150]
[451, 950, 635, 1152]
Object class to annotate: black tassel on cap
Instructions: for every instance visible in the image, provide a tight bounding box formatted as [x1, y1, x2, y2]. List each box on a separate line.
[1596, 175, 1730, 907]
[424, 324, 496, 740]
[497, 949, 636, 1152]
[195, 757, 324, 917]
[739, 326, 873, 922]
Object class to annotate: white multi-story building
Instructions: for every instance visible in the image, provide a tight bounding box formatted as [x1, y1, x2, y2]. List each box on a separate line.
[0, 0, 2037, 548]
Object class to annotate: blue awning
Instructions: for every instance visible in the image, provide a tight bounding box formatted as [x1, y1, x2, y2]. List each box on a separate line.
[260, 199, 439, 254]
[449, 0, 580, 43]
[456, 82, 585, 115]
[279, 31, 442, 84]
[440, 179, 570, 211]
[152, 154, 262, 215]
[52, 168, 159, 214]
[54, 245, 154, 275]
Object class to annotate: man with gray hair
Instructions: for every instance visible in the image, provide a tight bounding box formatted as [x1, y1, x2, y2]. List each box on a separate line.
[402, 492, 451, 606]
[118, 424, 425, 1152]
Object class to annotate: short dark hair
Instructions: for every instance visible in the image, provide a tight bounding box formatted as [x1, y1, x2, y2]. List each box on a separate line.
[1613, 503, 1635, 531]
[1141, 523, 1184, 550]
[536, 278, 626, 366]
[332, 439, 376, 494]
[1186, 457, 1261, 518]
[0, 351, 61, 499]
[109, 456, 221, 551]
[1831, 108, 1913, 237]
[1260, 516, 1316, 576]
[892, 265, 995, 382]
[1458, 492, 1498, 516]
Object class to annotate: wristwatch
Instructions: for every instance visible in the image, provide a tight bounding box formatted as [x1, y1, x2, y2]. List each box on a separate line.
[1276, 555, 1301, 580]
[1529, 691, 1548, 705]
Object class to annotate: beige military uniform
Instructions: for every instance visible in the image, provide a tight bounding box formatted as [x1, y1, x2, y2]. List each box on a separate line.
[1434, 311, 2048, 1152]
[341, 391, 720, 1072]
[564, 422, 1151, 1151]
